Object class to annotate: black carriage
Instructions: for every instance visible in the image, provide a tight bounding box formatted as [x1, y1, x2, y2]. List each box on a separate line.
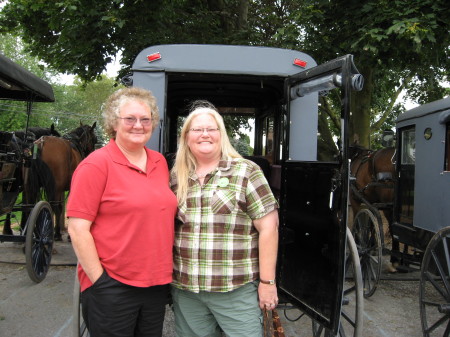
[350, 95, 450, 336]
[74, 44, 365, 336]
[0, 53, 55, 283]
[394, 97, 450, 337]
[349, 145, 396, 298]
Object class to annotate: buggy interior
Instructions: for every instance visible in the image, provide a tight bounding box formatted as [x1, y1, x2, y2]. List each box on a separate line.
[164, 72, 286, 197]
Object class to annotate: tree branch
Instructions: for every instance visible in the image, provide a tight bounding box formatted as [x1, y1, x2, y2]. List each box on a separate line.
[320, 95, 340, 130]
[372, 74, 412, 130]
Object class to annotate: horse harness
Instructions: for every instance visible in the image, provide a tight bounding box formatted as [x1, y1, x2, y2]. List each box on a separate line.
[62, 129, 91, 159]
[351, 149, 395, 196]
[33, 127, 93, 175]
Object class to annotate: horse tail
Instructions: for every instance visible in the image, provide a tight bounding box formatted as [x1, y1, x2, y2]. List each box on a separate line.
[29, 157, 56, 202]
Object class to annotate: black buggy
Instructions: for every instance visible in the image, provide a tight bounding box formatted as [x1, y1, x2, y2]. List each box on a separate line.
[0, 53, 55, 283]
[352, 95, 450, 336]
[74, 44, 365, 336]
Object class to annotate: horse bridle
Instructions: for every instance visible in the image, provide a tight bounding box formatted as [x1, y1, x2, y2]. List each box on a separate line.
[63, 126, 96, 159]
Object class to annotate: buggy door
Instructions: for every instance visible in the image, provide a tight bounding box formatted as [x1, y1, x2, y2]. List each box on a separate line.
[277, 55, 362, 334]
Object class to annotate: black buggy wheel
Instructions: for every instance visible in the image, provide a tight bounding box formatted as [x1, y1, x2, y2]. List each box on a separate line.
[73, 268, 90, 337]
[419, 226, 450, 337]
[25, 201, 54, 283]
[352, 208, 382, 298]
[312, 227, 364, 337]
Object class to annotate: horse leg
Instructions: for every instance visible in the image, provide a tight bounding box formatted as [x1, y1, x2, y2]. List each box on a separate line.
[384, 208, 400, 272]
[53, 193, 63, 241]
[53, 203, 62, 241]
[53, 192, 68, 241]
[2, 213, 13, 235]
[58, 198, 67, 240]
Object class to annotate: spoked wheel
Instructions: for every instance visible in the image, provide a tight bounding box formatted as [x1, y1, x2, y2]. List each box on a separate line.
[25, 201, 54, 283]
[73, 268, 90, 336]
[419, 226, 450, 337]
[312, 227, 364, 337]
[352, 208, 382, 298]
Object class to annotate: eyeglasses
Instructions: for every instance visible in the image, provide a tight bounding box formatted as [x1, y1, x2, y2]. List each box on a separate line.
[118, 117, 152, 126]
[189, 128, 220, 134]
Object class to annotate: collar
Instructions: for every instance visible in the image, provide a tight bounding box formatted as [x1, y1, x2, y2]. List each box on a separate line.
[189, 157, 234, 180]
[106, 138, 160, 172]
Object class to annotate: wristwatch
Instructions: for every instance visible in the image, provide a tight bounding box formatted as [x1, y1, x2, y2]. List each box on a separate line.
[260, 279, 276, 285]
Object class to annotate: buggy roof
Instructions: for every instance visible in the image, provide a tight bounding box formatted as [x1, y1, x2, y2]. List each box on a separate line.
[132, 44, 316, 76]
[397, 96, 450, 124]
[0, 53, 55, 102]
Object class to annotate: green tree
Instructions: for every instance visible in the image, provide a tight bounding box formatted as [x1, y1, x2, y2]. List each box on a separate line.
[1, 32, 121, 139]
[1, 0, 449, 150]
[278, 0, 450, 147]
[0, 32, 57, 131]
[0, 0, 253, 82]
[50, 76, 122, 140]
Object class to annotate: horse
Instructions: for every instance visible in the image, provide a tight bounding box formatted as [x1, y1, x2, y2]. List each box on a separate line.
[1, 124, 61, 235]
[349, 144, 399, 271]
[13, 124, 61, 151]
[27, 122, 97, 240]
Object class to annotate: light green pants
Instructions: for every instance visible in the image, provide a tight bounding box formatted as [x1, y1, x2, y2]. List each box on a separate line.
[171, 281, 263, 337]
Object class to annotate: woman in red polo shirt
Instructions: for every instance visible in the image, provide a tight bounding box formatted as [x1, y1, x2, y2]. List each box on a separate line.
[67, 87, 177, 337]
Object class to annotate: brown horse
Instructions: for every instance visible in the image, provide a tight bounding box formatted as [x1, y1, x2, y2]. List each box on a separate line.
[29, 122, 97, 240]
[349, 145, 399, 269]
[1, 124, 61, 235]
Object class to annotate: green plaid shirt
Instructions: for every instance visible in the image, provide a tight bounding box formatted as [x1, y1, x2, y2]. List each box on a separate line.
[171, 157, 278, 293]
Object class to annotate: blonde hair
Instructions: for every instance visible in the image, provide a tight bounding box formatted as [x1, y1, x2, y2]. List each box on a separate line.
[102, 87, 160, 139]
[172, 101, 241, 204]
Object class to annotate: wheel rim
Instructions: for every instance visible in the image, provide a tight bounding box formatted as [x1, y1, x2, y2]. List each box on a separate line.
[25, 201, 54, 283]
[420, 227, 450, 337]
[312, 228, 364, 337]
[352, 209, 382, 298]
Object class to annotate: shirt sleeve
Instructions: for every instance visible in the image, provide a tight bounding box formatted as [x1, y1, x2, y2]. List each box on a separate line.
[66, 161, 107, 222]
[245, 163, 278, 220]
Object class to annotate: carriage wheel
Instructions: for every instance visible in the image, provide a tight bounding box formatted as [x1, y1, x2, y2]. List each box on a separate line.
[419, 226, 450, 337]
[25, 201, 54, 283]
[352, 208, 382, 298]
[73, 268, 90, 336]
[312, 227, 364, 337]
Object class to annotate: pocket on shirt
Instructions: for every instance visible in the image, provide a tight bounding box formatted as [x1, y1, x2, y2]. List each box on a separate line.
[211, 190, 236, 214]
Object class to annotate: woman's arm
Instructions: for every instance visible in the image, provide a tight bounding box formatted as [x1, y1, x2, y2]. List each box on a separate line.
[68, 217, 103, 283]
[253, 209, 279, 309]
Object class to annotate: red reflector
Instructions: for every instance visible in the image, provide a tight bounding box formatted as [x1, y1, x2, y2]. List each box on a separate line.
[147, 52, 161, 63]
[293, 58, 307, 68]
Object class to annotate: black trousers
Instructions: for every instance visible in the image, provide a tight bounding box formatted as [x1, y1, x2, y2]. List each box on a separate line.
[81, 271, 169, 337]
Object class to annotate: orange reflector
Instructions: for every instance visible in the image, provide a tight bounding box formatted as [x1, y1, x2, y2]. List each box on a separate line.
[293, 58, 307, 68]
[147, 52, 161, 63]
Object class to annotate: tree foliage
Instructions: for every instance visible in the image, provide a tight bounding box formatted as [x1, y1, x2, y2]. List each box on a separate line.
[0, 32, 120, 139]
[1, 0, 449, 150]
[284, 0, 450, 147]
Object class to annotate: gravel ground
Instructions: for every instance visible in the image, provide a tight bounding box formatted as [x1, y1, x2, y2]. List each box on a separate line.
[0, 241, 427, 337]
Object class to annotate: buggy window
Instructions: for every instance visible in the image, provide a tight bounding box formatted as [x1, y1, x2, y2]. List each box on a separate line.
[401, 128, 415, 165]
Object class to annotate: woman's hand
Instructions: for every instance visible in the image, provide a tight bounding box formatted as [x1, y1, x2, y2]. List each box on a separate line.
[258, 282, 279, 310]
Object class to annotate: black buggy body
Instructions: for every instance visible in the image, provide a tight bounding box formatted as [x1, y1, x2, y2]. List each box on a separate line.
[0, 53, 55, 283]
[124, 44, 364, 335]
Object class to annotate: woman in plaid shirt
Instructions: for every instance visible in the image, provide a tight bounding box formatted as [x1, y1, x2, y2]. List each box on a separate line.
[170, 101, 279, 337]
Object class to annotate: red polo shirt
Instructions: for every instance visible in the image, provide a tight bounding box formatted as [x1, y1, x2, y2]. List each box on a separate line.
[67, 139, 177, 292]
